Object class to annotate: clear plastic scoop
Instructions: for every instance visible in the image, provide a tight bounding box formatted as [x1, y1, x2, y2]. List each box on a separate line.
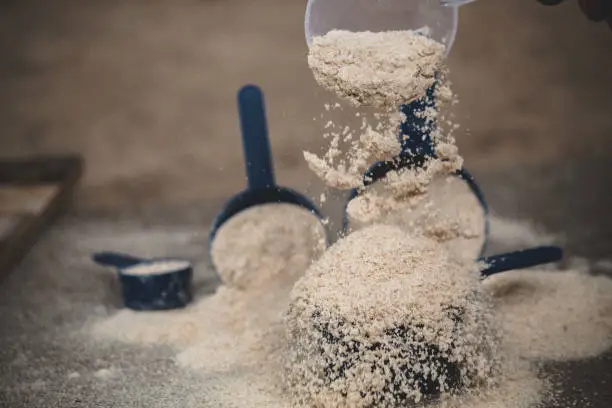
[305, 0, 476, 55]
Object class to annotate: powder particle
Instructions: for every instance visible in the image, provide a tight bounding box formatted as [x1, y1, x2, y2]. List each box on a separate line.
[285, 224, 501, 407]
[210, 203, 327, 290]
[484, 268, 612, 361]
[122, 260, 191, 276]
[347, 172, 486, 260]
[308, 30, 445, 108]
[29, 380, 47, 390]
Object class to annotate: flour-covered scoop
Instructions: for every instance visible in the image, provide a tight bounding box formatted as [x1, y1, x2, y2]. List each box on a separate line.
[209, 85, 329, 280]
[305, 0, 463, 54]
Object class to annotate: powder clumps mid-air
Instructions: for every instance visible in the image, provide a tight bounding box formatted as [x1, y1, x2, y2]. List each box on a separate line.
[303, 110, 405, 190]
[304, 29, 454, 192]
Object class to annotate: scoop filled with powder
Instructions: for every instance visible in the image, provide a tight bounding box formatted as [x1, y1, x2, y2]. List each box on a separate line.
[209, 85, 328, 290]
[211, 203, 327, 291]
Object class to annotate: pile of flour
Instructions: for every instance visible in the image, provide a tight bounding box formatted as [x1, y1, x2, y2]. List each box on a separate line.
[285, 224, 501, 407]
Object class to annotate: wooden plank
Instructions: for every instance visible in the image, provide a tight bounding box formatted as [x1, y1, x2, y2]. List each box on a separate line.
[0, 155, 83, 281]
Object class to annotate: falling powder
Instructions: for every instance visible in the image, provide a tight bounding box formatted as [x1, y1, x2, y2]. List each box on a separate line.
[210, 203, 327, 290]
[303, 110, 404, 190]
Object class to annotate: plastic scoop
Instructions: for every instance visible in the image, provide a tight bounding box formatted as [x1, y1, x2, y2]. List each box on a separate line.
[305, 0, 461, 55]
[92, 251, 193, 311]
[208, 85, 328, 275]
[480, 246, 563, 277]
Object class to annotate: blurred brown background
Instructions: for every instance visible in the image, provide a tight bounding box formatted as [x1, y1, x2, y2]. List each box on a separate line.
[1, 0, 611, 215]
[1, 3, 612, 406]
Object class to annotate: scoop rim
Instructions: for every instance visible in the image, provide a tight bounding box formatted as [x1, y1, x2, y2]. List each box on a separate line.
[118, 258, 193, 277]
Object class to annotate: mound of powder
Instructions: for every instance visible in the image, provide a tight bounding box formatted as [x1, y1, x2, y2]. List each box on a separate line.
[308, 30, 445, 108]
[347, 172, 486, 260]
[285, 224, 500, 407]
[484, 267, 612, 361]
[210, 203, 327, 290]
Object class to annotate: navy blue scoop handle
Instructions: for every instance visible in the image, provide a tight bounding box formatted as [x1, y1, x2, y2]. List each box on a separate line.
[480, 246, 563, 277]
[400, 84, 436, 157]
[92, 251, 145, 269]
[238, 85, 275, 190]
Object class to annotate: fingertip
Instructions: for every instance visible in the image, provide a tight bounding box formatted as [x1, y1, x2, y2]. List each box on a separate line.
[537, 0, 565, 5]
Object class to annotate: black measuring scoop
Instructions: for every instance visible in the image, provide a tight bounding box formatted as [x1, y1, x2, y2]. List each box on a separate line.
[208, 85, 328, 273]
[92, 251, 193, 311]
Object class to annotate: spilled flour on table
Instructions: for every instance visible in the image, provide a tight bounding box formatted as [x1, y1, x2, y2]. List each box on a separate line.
[484, 267, 612, 361]
[89, 216, 612, 408]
